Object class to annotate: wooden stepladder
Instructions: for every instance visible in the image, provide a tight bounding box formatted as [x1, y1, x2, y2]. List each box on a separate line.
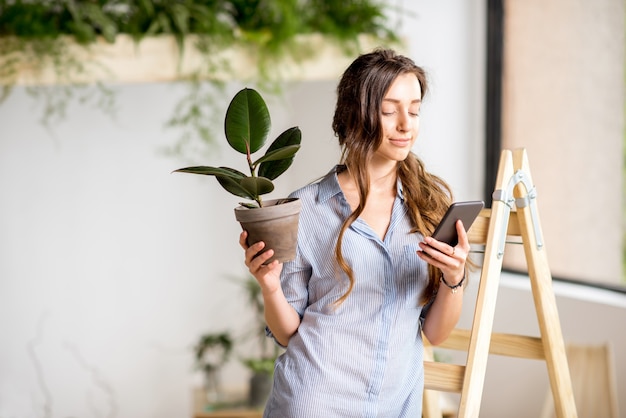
[422, 148, 577, 418]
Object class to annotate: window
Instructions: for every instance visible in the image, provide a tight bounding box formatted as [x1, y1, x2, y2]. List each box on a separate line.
[486, 0, 625, 289]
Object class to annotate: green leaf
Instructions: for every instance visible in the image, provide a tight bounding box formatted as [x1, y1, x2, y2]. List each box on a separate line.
[175, 166, 255, 199]
[238, 202, 260, 209]
[242, 357, 276, 375]
[224, 88, 271, 155]
[216, 175, 256, 200]
[267, 126, 302, 151]
[258, 127, 301, 180]
[254, 144, 300, 166]
[137, 0, 155, 17]
[240, 176, 274, 197]
[81, 4, 118, 43]
[155, 12, 172, 34]
[169, 3, 190, 35]
[68, 21, 96, 44]
[173, 166, 243, 179]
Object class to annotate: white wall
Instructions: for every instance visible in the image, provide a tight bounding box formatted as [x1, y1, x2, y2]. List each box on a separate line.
[0, 2, 488, 417]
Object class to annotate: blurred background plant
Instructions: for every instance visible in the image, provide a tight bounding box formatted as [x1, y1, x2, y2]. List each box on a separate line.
[193, 331, 234, 405]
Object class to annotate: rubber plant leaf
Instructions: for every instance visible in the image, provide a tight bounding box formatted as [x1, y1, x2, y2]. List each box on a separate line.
[239, 176, 275, 197]
[255, 144, 300, 177]
[173, 166, 243, 179]
[224, 88, 271, 155]
[174, 166, 253, 199]
[216, 175, 256, 200]
[258, 127, 302, 180]
[214, 167, 256, 200]
[254, 144, 300, 166]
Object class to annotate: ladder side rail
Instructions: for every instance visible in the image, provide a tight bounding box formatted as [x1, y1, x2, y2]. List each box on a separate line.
[512, 149, 577, 418]
[456, 150, 515, 418]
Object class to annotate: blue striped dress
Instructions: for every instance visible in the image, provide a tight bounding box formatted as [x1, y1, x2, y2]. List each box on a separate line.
[264, 166, 430, 418]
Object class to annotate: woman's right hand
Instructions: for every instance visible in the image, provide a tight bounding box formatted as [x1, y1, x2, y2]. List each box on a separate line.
[239, 230, 283, 295]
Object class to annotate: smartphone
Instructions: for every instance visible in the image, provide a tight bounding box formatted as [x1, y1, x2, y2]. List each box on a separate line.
[431, 200, 485, 246]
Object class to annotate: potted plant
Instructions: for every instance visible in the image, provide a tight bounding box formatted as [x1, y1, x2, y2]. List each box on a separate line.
[174, 87, 302, 264]
[193, 331, 234, 405]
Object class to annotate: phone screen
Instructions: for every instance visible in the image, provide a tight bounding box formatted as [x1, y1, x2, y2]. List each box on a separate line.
[431, 200, 484, 246]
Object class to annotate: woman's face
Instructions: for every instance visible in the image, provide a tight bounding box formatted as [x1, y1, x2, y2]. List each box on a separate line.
[373, 72, 422, 164]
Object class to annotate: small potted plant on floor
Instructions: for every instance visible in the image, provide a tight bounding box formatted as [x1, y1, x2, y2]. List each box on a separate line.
[193, 331, 234, 405]
[174, 87, 302, 264]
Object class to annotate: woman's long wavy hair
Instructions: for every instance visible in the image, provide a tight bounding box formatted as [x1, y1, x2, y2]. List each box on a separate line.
[332, 48, 452, 306]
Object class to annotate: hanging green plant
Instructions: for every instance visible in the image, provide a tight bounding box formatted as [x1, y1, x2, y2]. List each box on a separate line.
[0, 0, 400, 156]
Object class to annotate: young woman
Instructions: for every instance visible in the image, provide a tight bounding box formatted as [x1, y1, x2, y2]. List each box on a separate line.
[239, 48, 468, 417]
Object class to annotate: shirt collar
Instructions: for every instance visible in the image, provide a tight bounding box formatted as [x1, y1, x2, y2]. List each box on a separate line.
[317, 165, 344, 203]
[397, 179, 405, 202]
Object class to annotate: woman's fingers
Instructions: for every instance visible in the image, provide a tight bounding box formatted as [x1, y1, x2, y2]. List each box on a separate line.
[418, 220, 470, 274]
[242, 235, 278, 272]
[241, 231, 267, 266]
[455, 219, 471, 249]
[238, 230, 282, 295]
[239, 230, 249, 250]
[249, 247, 274, 270]
[419, 236, 455, 259]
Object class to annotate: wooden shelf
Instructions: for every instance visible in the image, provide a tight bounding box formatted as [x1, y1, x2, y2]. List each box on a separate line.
[1, 34, 393, 86]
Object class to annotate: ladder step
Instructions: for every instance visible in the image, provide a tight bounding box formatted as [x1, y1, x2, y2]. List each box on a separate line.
[424, 361, 465, 392]
[468, 209, 521, 244]
[438, 328, 545, 360]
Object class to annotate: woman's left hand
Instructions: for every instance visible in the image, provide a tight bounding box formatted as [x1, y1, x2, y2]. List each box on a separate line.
[417, 219, 468, 285]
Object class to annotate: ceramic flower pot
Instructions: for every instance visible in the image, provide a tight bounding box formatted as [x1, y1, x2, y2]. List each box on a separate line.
[248, 371, 273, 408]
[234, 198, 301, 264]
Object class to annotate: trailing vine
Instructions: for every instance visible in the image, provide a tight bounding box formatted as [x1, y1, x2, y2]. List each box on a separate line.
[0, 0, 400, 157]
